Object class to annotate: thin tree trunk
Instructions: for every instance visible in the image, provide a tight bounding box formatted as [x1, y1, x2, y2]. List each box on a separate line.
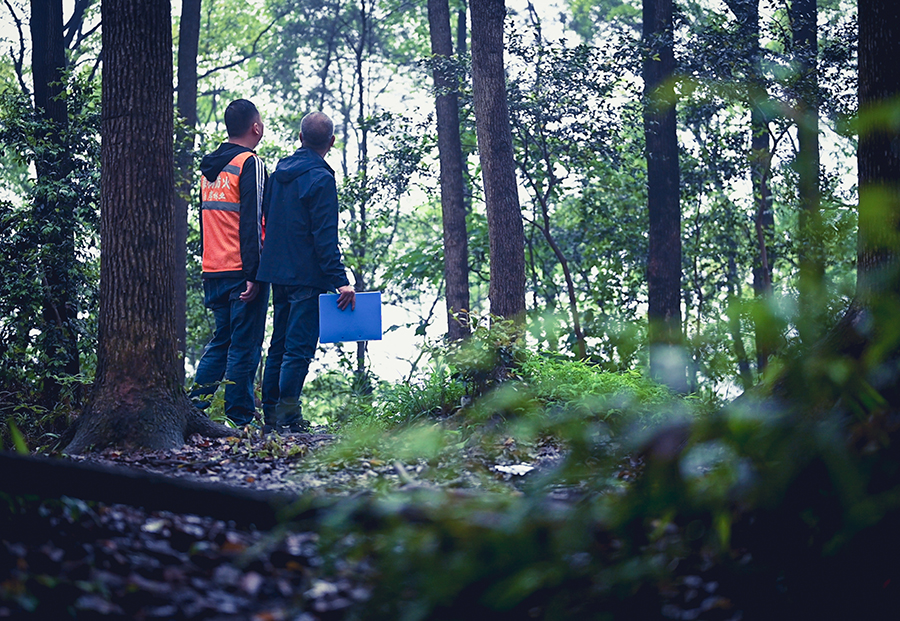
[727, 257, 753, 390]
[456, 3, 475, 217]
[457, 2, 467, 56]
[174, 0, 201, 383]
[65, 0, 229, 454]
[727, 0, 775, 375]
[530, 210, 587, 359]
[643, 0, 685, 391]
[30, 0, 80, 408]
[791, 0, 822, 343]
[354, 0, 370, 385]
[470, 0, 525, 321]
[751, 100, 776, 374]
[428, 0, 471, 340]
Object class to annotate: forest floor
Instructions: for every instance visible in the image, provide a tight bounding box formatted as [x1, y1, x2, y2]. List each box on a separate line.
[1, 427, 572, 620]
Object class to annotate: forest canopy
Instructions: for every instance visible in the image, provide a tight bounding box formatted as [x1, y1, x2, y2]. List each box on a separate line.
[0, 0, 860, 416]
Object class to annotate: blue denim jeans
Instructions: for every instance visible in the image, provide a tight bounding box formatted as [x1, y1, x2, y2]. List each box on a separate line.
[191, 277, 269, 426]
[261, 285, 323, 426]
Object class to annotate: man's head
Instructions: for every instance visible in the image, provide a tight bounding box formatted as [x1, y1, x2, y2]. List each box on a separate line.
[224, 99, 263, 148]
[300, 111, 335, 155]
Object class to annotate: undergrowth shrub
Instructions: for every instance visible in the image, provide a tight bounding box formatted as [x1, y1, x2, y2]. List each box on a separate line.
[298, 317, 704, 497]
[0, 79, 100, 449]
[283, 309, 900, 620]
[297, 390, 900, 621]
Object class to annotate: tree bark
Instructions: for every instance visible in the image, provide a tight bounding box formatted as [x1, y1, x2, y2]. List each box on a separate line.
[30, 0, 80, 407]
[857, 0, 900, 301]
[428, 0, 471, 340]
[643, 0, 685, 391]
[174, 0, 202, 382]
[727, 257, 753, 390]
[457, 2, 467, 56]
[65, 0, 230, 454]
[790, 0, 822, 343]
[470, 0, 525, 320]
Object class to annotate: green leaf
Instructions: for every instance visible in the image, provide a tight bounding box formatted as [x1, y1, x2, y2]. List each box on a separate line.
[7, 419, 29, 455]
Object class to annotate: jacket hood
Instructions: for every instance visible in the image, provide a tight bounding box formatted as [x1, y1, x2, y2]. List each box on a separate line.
[273, 147, 333, 183]
[200, 142, 254, 182]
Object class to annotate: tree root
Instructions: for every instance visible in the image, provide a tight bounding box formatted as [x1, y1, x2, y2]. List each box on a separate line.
[63, 385, 235, 454]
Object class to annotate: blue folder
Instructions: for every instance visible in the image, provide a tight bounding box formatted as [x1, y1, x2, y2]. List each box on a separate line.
[318, 291, 382, 343]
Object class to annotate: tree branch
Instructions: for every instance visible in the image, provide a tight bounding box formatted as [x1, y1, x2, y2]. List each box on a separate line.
[63, 0, 94, 48]
[3, 0, 29, 95]
[194, 14, 280, 83]
[70, 20, 101, 53]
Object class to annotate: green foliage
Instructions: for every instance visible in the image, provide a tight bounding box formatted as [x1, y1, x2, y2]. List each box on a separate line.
[283, 339, 900, 620]
[521, 359, 676, 418]
[338, 110, 434, 296]
[294, 315, 699, 501]
[5, 419, 28, 454]
[288, 355, 700, 618]
[504, 27, 651, 364]
[564, 0, 641, 40]
[0, 78, 100, 444]
[374, 358, 465, 423]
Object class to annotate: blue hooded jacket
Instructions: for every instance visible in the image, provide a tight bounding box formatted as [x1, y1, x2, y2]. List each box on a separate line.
[256, 147, 350, 290]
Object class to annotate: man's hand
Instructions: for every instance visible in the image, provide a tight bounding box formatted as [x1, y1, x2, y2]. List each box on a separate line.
[337, 285, 356, 311]
[240, 281, 259, 302]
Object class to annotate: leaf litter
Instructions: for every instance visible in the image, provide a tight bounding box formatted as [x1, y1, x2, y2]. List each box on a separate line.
[2, 427, 563, 619]
[3, 426, 736, 620]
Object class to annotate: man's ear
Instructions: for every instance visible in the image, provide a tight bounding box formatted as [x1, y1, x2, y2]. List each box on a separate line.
[329, 135, 336, 148]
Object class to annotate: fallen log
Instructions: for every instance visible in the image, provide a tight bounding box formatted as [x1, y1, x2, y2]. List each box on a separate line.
[0, 450, 314, 530]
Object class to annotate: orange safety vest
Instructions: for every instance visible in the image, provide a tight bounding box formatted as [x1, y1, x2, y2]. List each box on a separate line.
[200, 151, 264, 275]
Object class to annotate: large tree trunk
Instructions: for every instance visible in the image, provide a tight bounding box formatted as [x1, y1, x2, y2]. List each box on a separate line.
[65, 0, 229, 454]
[174, 0, 202, 383]
[857, 1, 900, 301]
[428, 0, 471, 340]
[30, 0, 80, 407]
[643, 0, 686, 392]
[470, 0, 526, 320]
[791, 0, 822, 343]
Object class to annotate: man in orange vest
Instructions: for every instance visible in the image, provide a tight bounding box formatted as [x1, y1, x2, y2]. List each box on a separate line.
[191, 99, 268, 428]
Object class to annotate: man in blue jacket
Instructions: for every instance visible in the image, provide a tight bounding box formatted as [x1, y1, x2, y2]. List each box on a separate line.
[257, 111, 355, 433]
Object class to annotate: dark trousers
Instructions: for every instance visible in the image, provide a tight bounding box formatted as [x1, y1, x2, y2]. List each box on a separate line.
[191, 277, 269, 426]
[262, 285, 323, 426]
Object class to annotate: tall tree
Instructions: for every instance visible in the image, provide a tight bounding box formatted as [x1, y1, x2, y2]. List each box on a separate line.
[65, 0, 228, 453]
[29, 0, 80, 406]
[174, 0, 202, 382]
[470, 0, 525, 320]
[857, 0, 900, 303]
[643, 0, 685, 391]
[726, 0, 776, 375]
[791, 0, 823, 343]
[428, 0, 470, 340]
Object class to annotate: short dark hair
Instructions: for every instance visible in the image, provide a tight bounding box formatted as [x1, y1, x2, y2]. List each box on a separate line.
[224, 99, 259, 137]
[301, 112, 334, 151]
